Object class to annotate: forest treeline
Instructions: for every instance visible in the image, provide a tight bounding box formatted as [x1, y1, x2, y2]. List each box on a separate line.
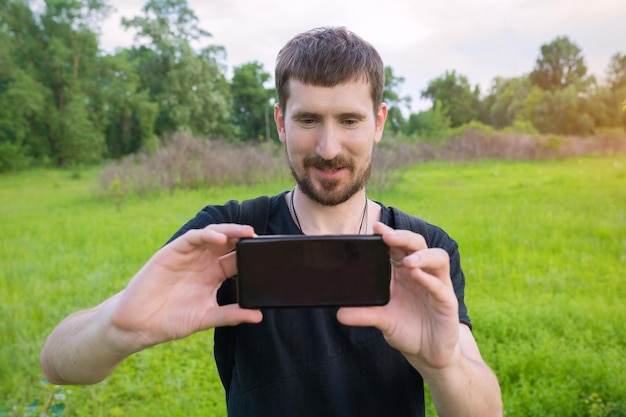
[1, 0, 625, 172]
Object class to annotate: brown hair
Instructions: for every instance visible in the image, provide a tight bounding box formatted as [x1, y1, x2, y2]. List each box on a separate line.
[275, 27, 385, 113]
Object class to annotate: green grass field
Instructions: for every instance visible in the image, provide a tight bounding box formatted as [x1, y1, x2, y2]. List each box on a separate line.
[1, 156, 625, 416]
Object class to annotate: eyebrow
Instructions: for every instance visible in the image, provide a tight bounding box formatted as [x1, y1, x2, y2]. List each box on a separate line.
[290, 111, 367, 120]
[290, 111, 319, 120]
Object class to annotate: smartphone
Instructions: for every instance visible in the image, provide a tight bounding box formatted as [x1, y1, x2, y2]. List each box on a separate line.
[236, 235, 391, 308]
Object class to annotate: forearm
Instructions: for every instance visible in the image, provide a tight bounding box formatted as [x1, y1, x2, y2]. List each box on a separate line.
[419, 348, 502, 417]
[40, 295, 135, 385]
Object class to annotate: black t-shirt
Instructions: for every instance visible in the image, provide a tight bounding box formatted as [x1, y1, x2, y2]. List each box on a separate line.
[167, 192, 470, 417]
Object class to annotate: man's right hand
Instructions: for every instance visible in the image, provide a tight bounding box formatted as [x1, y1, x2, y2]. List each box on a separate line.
[109, 223, 263, 354]
[41, 223, 263, 385]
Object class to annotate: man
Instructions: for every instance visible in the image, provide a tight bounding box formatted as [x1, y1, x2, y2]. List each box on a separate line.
[41, 27, 502, 416]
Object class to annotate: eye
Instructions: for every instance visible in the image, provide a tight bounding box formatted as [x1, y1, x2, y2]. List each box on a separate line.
[338, 113, 364, 127]
[297, 117, 318, 127]
[341, 118, 361, 128]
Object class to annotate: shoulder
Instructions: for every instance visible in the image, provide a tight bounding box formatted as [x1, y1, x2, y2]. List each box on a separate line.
[166, 192, 286, 244]
[379, 204, 459, 253]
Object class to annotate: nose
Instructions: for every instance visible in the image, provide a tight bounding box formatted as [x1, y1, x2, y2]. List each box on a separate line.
[316, 123, 341, 160]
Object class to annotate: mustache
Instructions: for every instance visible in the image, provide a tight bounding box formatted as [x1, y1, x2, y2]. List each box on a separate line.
[303, 155, 353, 171]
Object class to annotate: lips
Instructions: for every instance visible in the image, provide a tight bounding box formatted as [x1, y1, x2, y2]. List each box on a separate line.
[315, 167, 345, 180]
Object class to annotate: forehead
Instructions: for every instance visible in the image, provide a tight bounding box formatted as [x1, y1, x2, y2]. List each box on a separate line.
[285, 80, 375, 116]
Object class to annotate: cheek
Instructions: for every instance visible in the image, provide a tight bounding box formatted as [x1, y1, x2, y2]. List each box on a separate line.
[283, 128, 314, 152]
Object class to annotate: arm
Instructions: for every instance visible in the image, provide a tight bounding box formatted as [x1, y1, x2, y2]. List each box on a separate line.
[41, 224, 263, 385]
[338, 222, 502, 417]
[420, 324, 502, 416]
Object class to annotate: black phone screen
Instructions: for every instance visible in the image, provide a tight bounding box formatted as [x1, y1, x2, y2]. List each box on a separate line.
[236, 235, 391, 308]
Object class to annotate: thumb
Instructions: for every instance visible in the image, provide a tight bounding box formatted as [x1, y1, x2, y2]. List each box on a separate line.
[337, 306, 387, 329]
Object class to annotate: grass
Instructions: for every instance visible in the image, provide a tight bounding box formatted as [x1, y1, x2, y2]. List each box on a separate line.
[1, 156, 625, 416]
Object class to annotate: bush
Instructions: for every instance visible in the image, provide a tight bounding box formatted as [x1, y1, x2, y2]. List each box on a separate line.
[98, 131, 290, 197]
[0, 142, 30, 173]
[98, 129, 626, 199]
[502, 120, 539, 135]
[370, 137, 425, 191]
[449, 121, 496, 139]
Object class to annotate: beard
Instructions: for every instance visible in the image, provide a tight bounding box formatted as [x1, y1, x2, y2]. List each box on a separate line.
[287, 150, 373, 206]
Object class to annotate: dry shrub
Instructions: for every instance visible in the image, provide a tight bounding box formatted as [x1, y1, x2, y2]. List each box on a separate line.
[424, 129, 626, 161]
[435, 130, 559, 160]
[372, 129, 626, 190]
[99, 129, 626, 198]
[370, 139, 426, 191]
[99, 131, 289, 197]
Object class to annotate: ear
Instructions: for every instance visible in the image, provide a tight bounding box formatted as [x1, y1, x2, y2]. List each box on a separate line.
[274, 104, 286, 143]
[374, 102, 388, 144]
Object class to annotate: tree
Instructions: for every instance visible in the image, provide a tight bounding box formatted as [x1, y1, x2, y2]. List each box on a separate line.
[231, 61, 274, 141]
[0, 0, 113, 167]
[531, 85, 594, 135]
[0, 66, 47, 170]
[0, 16, 47, 165]
[404, 100, 451, 141]
[530, 36, 589, 91]
[122, 0, 234, 138]
[421, 70, 480, 128]
[58, 88, 106, 166]
[606, 52, 626, 91]
[382, 66, 410, 135]
[483, 76, 533, 129]
[95, 51, 158, 157]
[602, 52, 626, 129]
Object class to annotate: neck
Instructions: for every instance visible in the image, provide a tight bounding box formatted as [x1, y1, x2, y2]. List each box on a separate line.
[288, 186, 374, 235]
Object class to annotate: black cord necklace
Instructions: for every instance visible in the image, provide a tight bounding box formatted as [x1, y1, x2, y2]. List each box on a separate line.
[288, 186, 369, 234]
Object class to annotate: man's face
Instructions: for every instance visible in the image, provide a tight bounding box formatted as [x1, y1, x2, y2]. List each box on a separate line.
[275, 80, 387, 206]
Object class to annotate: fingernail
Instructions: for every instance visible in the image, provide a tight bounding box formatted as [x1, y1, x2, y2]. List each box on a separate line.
[405, 254, 420, 265]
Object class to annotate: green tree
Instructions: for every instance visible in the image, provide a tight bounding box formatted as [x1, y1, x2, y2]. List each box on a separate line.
[0, 63, 47, 168]
[421, 70, 480, 128]
[231, 61, 275, 141]
[404, 100, 451, 141]
[383, 66, 411, 135]
[59, 88, 106, 166]
[606, 52, 626, 91]
[602, 52, 626, 129]
[95, 51, 158, 157]
[0, 0, 113, 167]
[530, 36, 589, 91]
[122, 0, 233, 138]
[526, 36, 600, 134]
[531, 85, 594, 135]
[582, 82, 620, 129]
[483, 76, 533, 129]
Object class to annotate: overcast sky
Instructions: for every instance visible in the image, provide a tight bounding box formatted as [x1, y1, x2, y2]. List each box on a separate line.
[99, 0, 626, 111]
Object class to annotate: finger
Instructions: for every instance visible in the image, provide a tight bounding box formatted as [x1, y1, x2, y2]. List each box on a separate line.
[373, 222, 393, 235]
[218, 251, 238, 278]
[336, 305, 387, 329]
[207, 223, 257, 237]
[378, 224, 428, 252]
[374, 222, 427, 265]
[192, 304, 264, 332]
[187, 224, 255, 247]
[374, 223, 408, 267]
[398, 249, 453, 302]
[404, 248, 450, 282]
[209, 303, 263, 328]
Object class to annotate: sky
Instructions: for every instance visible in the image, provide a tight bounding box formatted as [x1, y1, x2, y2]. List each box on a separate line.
[99, 0, 626, 111]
